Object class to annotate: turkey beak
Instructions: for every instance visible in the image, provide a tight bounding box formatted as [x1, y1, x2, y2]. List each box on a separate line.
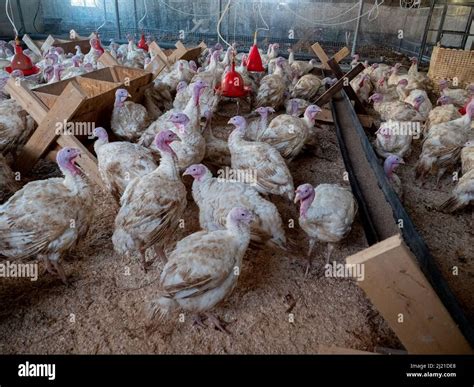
[399, 159, 406, 165]
[127, 92, 132, 98]
[294, 192, 301, 204]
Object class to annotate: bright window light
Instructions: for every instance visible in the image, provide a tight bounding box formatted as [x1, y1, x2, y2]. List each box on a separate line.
[71, 0, 97, 7]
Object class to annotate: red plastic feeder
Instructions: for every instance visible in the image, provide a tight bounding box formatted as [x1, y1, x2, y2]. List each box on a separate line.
[138, 33, 148, 51]
[216, 56, 250, 98]
[246, 32, 265, 72]
[92, 37, 105, 55]
[5, 38, 39, 76]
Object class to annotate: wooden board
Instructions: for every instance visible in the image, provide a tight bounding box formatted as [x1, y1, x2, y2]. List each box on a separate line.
[22, 34, 42, 57]
[346, 235, 472, 354]
[5, 78, 48, 123]
[318, 345, 378, 355]
[16, 81, 87, 173]
[315, 63, 364, 107]
[98, 51, 119, 68]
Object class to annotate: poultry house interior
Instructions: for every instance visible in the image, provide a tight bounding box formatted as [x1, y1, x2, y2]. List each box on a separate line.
[0, 0, 473, 361]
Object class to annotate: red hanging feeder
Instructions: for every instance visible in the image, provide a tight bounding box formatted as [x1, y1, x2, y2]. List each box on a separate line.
[92, 36, 105, 55]
[216, 52, 251, 98]
[246, 32, 265, 72]
[138, 33, 149, 51]
[5, 37, 39, 76]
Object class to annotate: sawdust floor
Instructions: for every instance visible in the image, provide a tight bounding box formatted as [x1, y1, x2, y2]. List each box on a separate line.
[0, 106, 470, 354]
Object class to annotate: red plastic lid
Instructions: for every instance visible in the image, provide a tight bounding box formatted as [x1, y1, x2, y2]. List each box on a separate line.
[138, 34, 149, 51]
[218, 61, 249, 98]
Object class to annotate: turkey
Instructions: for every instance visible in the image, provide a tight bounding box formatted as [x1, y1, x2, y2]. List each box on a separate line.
[159, 60, 194, 91]
[285, 98, 310, 117]
[228, 116, 295, 200]
[259, 105, 322, 160]
[397, 79, 432, 119]
[294, 183, 357, 274]
[0, 99, 36, 155]
[0, 147, 93, 284]
[291, 74, 323, 101]
[423, 96, 461, 136]
[439, 169, 474, 213]
[246, 106, 275, 141]
[439, 80, 471, 108]
[461, 140, 474, 174]
[110, 88, 149, 142]
[0, 154, 18, 203]
[368, 93, 425, 122]
[83, 37, 103, 68]
[387, 62, 420, 89]
[184, 163, 286, 248]
[150, 112, 205, 171]
[415, 99, 474, 185]
[373, 121, 412, 159]
[384, 154, 404, 199]
[350, 74, 373, 103]
[148, 207, 253, 333]
[93, 127, 158, 203]
[173, 80, 190, 111]
[139, 80, 207, 148]
[255, 57, 287, 109]
[287, 48, 317, 77]
[112, 130, 187, 270]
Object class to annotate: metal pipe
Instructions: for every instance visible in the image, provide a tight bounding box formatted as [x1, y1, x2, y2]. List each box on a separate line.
[114, 0, 121, 39]
[435, 0, 449, 45]
[351, 0, 364, 57]
[461, 6, 473, 49]
[15, 0, 26, 35]
[419, 0, 436, 63]
[133, 0, 138, 32]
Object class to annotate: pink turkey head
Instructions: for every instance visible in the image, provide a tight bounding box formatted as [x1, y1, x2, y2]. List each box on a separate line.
[176, 81, 187, 93]
[466, 99, 474, 118]
[276, 57, 285, 68]
[93, 127, 109, 142]
[368, 93, 383, 103]
[115, 88, 131, 107]
[183, 164, 208, 181]
[409, 57, 417, 64]
[255, 106, 275, 118]
[193, 79, 207, 106]
[397, 78, 408, 87]
[169, 112, 190, 134]
[384, 154, 405, 178]
[154, 130, 179, 155]
[436, 95, 450, 105]
[189, 60, 197, 72]
[57, 147, 82, 176]
[438, 79, 448, 90]
[228, 116, 247, 132]
[84, 63, 93, 72]
[294, 183, 315, 218]
[228, 207, 254, 226]
[413, 95, 425, 111]
[305, 105, 322, 121]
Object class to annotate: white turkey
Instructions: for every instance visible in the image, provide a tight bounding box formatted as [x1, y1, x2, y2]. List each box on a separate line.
[255, 57, 287, 109]
[0, 147, 93, 284]
[110, 88, 149, 142]
[423, 95, 461, 136]
[290, 74, 323, 101]
[373, 121, 412, 159]
[384, 154, 404, 199]
[112, 130, 187, 270]
[93, 127, 158, 203]
[228, 116, 294, 200]
[184, 163, 286, 248]
[368, 93, 425, 122]
[0, 99, 36, 155]
[148, 207, 253, 333]
[416, 100, 474, 185]
[259, 105, 322, 160]
[294, 183, 357, 274]
[0, 154, 18, 203]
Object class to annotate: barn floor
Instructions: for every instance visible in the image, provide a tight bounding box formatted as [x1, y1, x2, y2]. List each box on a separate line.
[0, 104, 471, 354]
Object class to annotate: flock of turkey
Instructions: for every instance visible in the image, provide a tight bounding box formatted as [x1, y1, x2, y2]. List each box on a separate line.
[0, 36, 472, 333]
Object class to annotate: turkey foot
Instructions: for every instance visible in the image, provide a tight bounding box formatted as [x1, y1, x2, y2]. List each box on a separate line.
[192, 314, 207, 330]
[204, 313, 230, 334]
[51, 260, 68, 285]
